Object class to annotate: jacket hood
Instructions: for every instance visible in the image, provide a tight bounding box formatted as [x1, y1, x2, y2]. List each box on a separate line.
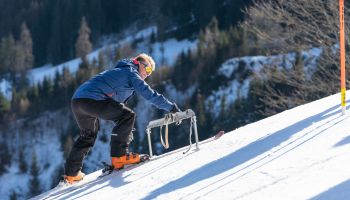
[115, 59, 139, 71]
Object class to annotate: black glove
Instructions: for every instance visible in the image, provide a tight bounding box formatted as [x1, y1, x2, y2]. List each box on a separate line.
[170, 103, 181, 113]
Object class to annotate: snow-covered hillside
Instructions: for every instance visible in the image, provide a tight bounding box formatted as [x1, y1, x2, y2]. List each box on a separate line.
[27, 26, 197, 85]
[206, 47, 323, 116]
[35, 91, 350, 200]
[0, 26, 196, 99]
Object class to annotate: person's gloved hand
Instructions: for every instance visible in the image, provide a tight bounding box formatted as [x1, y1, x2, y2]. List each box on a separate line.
[170, 103, 181, 113]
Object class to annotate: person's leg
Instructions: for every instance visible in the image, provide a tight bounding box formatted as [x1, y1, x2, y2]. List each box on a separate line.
[109, 106, 135, 157]
[71, 99, 136, 157]
[94, 100, 136, 157]
[93, 101, 140, 169]
[64, 99, 100, 176]
[65, 98, 137, 173]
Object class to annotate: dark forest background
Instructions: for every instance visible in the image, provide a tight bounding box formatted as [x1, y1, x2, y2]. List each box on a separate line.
[0, 0, 252, 66]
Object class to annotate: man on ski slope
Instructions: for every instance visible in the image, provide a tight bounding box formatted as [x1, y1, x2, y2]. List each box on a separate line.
[64, 53, 181, 184]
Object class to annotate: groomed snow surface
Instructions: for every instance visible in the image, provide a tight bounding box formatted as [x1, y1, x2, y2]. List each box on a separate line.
[35, 92, 350, 200]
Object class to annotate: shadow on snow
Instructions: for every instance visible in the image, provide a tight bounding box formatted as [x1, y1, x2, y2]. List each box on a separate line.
[141, 102, 349, 200]
[310, 179, 350, 200]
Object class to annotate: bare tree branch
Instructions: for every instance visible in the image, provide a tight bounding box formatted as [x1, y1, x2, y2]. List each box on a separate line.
[242, 0, 350, 116]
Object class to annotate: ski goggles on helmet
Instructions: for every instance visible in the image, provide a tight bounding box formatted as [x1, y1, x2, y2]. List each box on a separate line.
[139, 61, 153, 75]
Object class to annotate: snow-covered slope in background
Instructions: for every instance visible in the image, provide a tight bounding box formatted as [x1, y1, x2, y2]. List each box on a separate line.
[36, 91, 350, 200]
[0, 110, 70, 197]
[206, 47, 323, 116]
[27, 26, 197, 85]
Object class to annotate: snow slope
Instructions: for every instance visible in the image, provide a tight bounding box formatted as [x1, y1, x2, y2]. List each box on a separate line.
[35, 91, 350, 200]
[27, 26, 196, 85]
[206, 47, 323, 117]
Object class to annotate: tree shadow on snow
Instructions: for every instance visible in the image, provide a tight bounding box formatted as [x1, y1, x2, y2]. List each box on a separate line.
[141, 101, 350, 200]
[310, 179, 350, 200]
[333, 135, 350, 147]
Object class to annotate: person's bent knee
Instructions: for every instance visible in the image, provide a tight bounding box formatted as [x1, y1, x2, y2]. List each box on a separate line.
[124, 110, 136, 121]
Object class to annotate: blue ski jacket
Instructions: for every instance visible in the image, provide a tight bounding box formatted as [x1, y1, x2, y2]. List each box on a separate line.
[72, 59, 174, 112]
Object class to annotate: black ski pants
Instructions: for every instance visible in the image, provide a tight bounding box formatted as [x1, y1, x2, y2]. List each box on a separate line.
[64, 98, 136, 176]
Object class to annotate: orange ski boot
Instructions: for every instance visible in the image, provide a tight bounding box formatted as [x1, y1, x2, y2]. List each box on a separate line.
[64, 171, 85, 184]
[111, 152, 141, 170]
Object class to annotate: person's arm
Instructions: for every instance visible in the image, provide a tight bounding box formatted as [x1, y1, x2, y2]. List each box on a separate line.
[130, 72, 174, 112]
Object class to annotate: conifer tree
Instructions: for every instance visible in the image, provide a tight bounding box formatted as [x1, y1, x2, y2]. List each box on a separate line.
[0, 34, 16, 79]
[10, 88, 19, 117]
[19, 22, 34, 71]
[195, 92, 206, 127]
[60, 67, 74, 105]
[29, 152, 41, 197]
[75, 17, 92, 59]
[19, 148, 28, 173]
[0, 24, 33, 87]
[198, 17, 220, 54]
[0, 38, 7, 75]
[10, 191, 17, 200]
[12, 44, 26, 86]
[0, 142, 11, 175]
[0, 92, 10, 125]
[150, 30, 157, 43]
[26, 84, 40, 115]
[11, 27, 28, 87]
[16, 23, 34, 86]
[37, 77, 54, 110]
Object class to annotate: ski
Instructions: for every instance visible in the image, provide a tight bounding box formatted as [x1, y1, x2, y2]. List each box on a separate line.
[39, 154, 150, 199]
[199, 130, 225, 146]
[214, 130, 225, 140]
